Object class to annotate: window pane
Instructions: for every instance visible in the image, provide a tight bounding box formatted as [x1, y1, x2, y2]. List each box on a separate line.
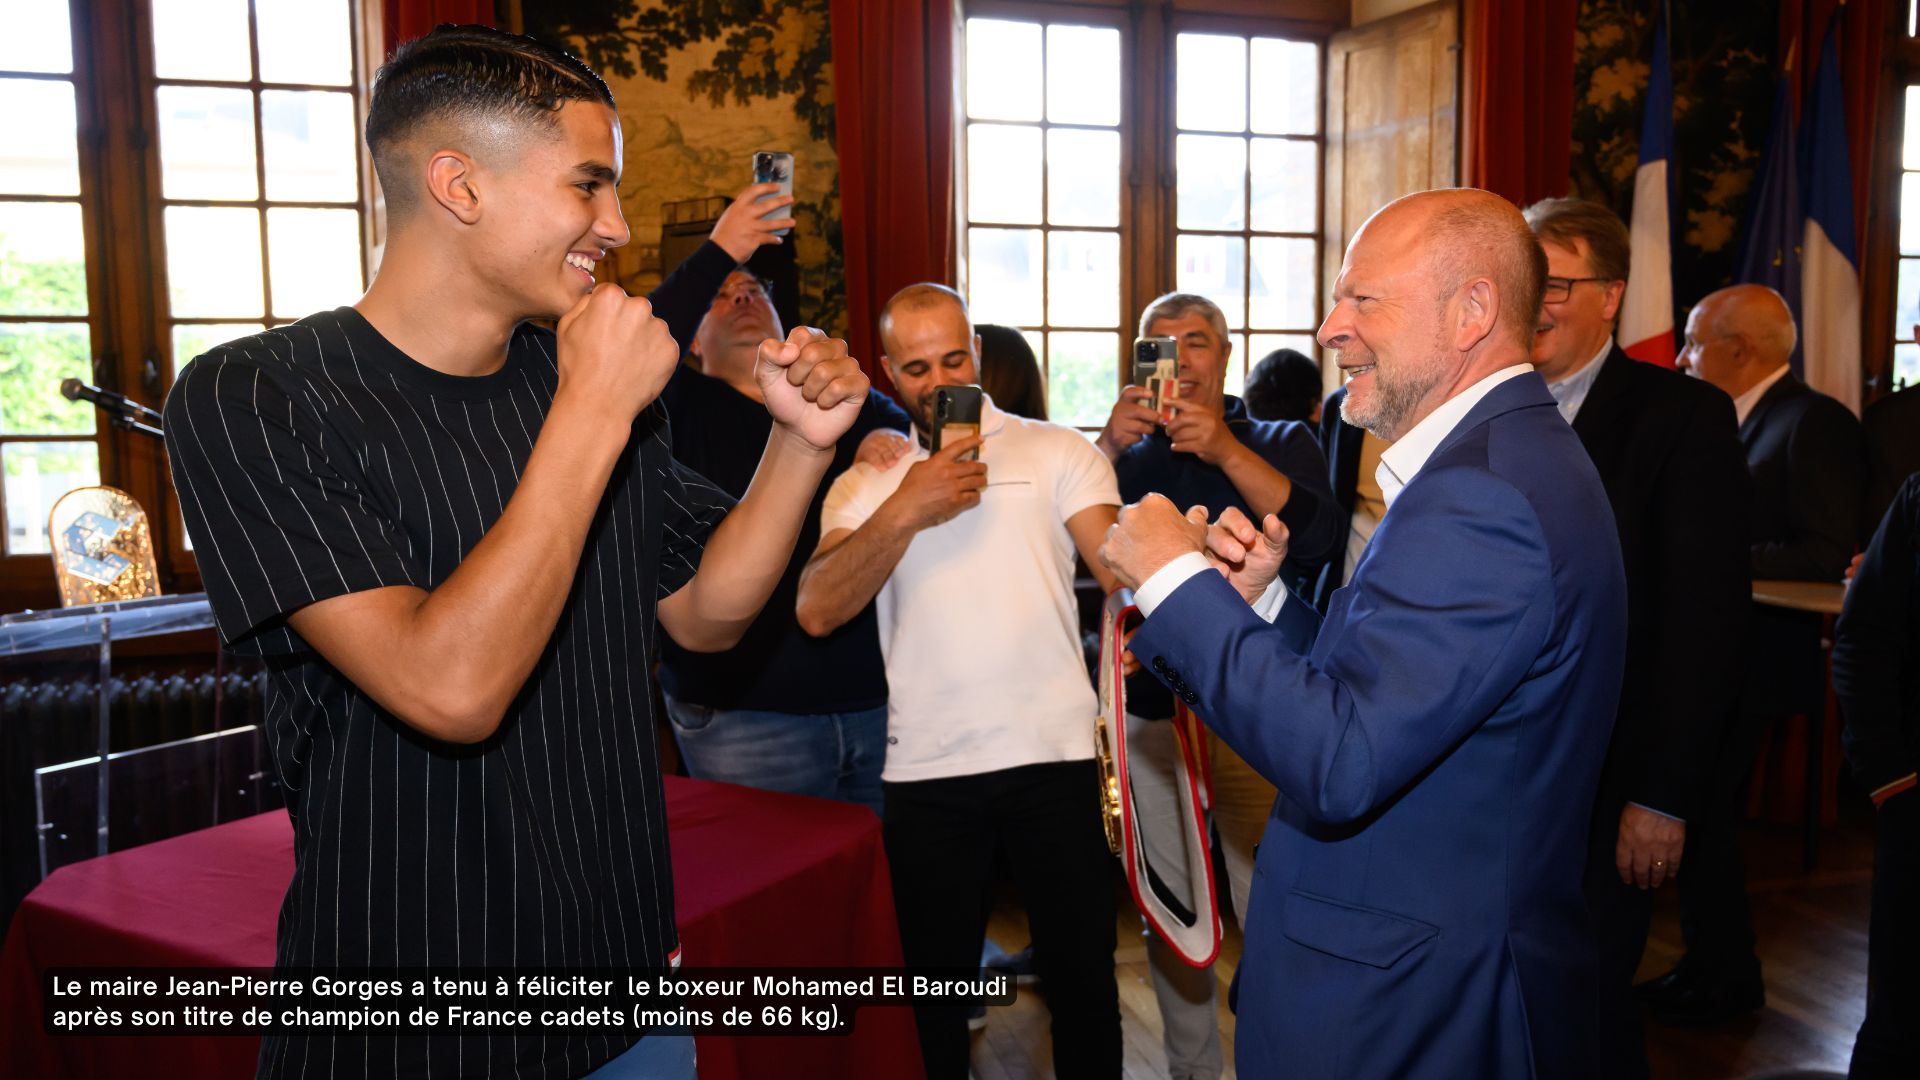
[967, 227, 1044, 326]
[1176, 234, 1246, 329]
[1048, 230, 1119, 328]
[1907, 87, 1920, 170]
[1897, 343, 1919, 390]
[1177, 135, 1247, 231]
[1251, 38, 1319, 136]
[4, 440, 99, 554]
[268, 208, 363, 317]
[256, 0, 354, 86]
[151, 0, 252, 82]
[967, 19, 1042, 122]
[0, 201, 88, 316]
[1250, 139, 1316, 234]
[1899, 259, 1920, 344]
[1905, 174, 1920, 255]
[263, 91, 359, 202]
[1047, 331, 1119, 427]
[1048, 128, 1120, 227]
[1250, 237, 1317, 328]
[172, 323, 266, 376]
[1046, 24, 1120, 126]
[0, 0, 73, 73]
[157, 86, 259, 200]
[0, 322, 93, 434]
[1177, 33, 1247, 133]
[0, 80, 81, 196]
[164, 206, 263, 317]
[967, 124, 1042, 225]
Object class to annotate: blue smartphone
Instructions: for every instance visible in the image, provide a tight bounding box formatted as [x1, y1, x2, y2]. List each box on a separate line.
[752, 151, 794, 237]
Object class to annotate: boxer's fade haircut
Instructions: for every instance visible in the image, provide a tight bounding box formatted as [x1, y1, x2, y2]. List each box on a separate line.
[365, 24, 614, 219]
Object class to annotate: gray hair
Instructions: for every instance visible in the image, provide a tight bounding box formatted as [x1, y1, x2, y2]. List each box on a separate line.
[1138, 292, 1229, 344]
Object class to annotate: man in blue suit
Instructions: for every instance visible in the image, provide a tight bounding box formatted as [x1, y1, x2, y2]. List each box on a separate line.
[1100, 189, 1628, 1078]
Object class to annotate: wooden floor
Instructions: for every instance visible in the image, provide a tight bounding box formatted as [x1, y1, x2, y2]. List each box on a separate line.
[972, 810, 1876, 1080]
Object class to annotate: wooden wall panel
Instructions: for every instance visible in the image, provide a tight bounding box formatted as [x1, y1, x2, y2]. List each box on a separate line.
[1320, 0, 1458, 390]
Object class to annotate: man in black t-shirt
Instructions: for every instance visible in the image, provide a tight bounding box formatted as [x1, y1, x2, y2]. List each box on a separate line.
[658, 269, 910, 815]
[162, 26, 868, 1080]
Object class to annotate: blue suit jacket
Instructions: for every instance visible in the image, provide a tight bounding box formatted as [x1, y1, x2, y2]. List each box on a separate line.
[1132, 373, 1627, 1079]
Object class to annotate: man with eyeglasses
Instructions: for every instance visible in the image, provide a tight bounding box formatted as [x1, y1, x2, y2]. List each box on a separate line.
[656, 256, 911, 815]
[1523, 198, 1750, 1073]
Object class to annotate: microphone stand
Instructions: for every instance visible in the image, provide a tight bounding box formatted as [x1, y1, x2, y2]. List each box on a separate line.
[60, 379, 164, 440]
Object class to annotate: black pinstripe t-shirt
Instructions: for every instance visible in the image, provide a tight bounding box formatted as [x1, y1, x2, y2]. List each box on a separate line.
[163, 308, 733, 1079]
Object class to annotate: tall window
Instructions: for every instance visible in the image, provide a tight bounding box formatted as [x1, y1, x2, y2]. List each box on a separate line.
[152, 0, 368, 377]
[1895, 83, 1920, 390]
[0, 0, 372, 599]
[1172, 33, 1321, 385]
[961, 17, 1126, 426]
[0, 4, 97, 555]
[958, 10, 1325, 427]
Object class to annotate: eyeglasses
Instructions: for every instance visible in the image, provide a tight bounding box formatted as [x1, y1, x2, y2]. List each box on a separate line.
[1541, 276, 1612, 303]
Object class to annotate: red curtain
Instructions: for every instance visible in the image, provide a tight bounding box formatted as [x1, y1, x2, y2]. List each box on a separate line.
[1778, 0, 1885, 253]
[1461, 0, 1579, 207]
[829, 0, 958, 394]
[382, 0, 494, 59]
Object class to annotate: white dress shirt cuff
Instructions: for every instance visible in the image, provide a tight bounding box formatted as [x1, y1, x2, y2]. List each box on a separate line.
[1251, 577, 1290, 623]
[1627, 801, 1685, 825]
[1133, 552, 1213, 618]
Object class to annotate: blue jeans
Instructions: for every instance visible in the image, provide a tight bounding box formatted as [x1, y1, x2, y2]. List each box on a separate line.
[663, 695, 886, 818]
[583, 1029, 695, 1078]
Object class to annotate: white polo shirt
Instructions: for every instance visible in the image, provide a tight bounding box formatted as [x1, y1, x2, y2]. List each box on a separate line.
[820, 395, 1121, 782]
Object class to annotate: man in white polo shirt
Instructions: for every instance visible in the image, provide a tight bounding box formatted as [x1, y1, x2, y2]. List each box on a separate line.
[797, 283, 1122, 1080]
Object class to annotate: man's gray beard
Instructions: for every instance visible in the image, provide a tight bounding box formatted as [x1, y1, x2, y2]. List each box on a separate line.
[1339, 349, 1444, 442]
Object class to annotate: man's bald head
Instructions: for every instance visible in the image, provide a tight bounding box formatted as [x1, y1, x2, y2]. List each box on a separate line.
[878, 284, 971, 352]
[1364, 189, 1548, 352]
[1679, 284, 1797, 396]
[1323, 189, 1547, 441]
[1699, 284, 1798, 363]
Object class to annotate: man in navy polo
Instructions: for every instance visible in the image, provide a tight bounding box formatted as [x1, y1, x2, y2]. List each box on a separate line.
[1093, 291, 1340, 1080]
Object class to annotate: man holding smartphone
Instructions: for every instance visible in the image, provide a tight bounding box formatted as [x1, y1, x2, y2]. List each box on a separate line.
[1094, 292, 1341, 1080]
[796, 283, 1124, 1080]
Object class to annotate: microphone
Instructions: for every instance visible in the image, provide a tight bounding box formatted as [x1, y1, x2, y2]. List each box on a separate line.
[61, 378, 164, 428]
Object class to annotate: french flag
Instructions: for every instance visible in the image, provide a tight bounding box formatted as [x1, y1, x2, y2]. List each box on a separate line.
[1799, 24, 1861, 412]
[1617, 7, 1675, 367]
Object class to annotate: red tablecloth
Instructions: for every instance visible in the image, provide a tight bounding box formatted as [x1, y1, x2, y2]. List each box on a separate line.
[0, 777, 923, 1079]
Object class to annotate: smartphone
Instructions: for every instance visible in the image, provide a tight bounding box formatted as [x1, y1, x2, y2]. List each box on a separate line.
[930, 385, 984, 461]
[1132, 336, 1180, 424]
[751, 151, 794, 237]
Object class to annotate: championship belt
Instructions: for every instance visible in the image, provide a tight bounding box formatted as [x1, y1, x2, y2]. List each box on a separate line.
[1096, 589, 1222, 967]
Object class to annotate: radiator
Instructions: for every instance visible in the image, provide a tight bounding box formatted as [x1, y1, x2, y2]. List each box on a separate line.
[1, 666, 281, 927]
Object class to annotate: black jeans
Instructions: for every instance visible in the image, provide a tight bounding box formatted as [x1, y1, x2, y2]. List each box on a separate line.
[882, 759, 1121, 1080]
[1677, 710, 1771, 974]
[1851, 788, 1920, 1079]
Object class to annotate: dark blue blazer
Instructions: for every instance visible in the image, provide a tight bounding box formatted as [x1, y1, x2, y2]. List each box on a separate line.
[1132, 372, 1627, 1079]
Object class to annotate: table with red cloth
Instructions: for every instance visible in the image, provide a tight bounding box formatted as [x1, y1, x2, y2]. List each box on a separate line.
[0, 776, 924, 1079]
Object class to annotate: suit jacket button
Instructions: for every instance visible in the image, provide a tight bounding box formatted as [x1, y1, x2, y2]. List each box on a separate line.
[1182, 690, 1200, 705]
[1151, 656, 1168, 673]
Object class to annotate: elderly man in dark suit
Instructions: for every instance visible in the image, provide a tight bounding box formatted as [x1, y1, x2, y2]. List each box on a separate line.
[1101, 189, 1627, 1079]
[1647, 283, 1864, 1025]
[1522, 198, 1751, 1076]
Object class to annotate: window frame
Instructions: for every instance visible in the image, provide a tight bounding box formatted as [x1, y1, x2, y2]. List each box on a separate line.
[1871, 2, 1920, 400]
[0, 0, 382, 612]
